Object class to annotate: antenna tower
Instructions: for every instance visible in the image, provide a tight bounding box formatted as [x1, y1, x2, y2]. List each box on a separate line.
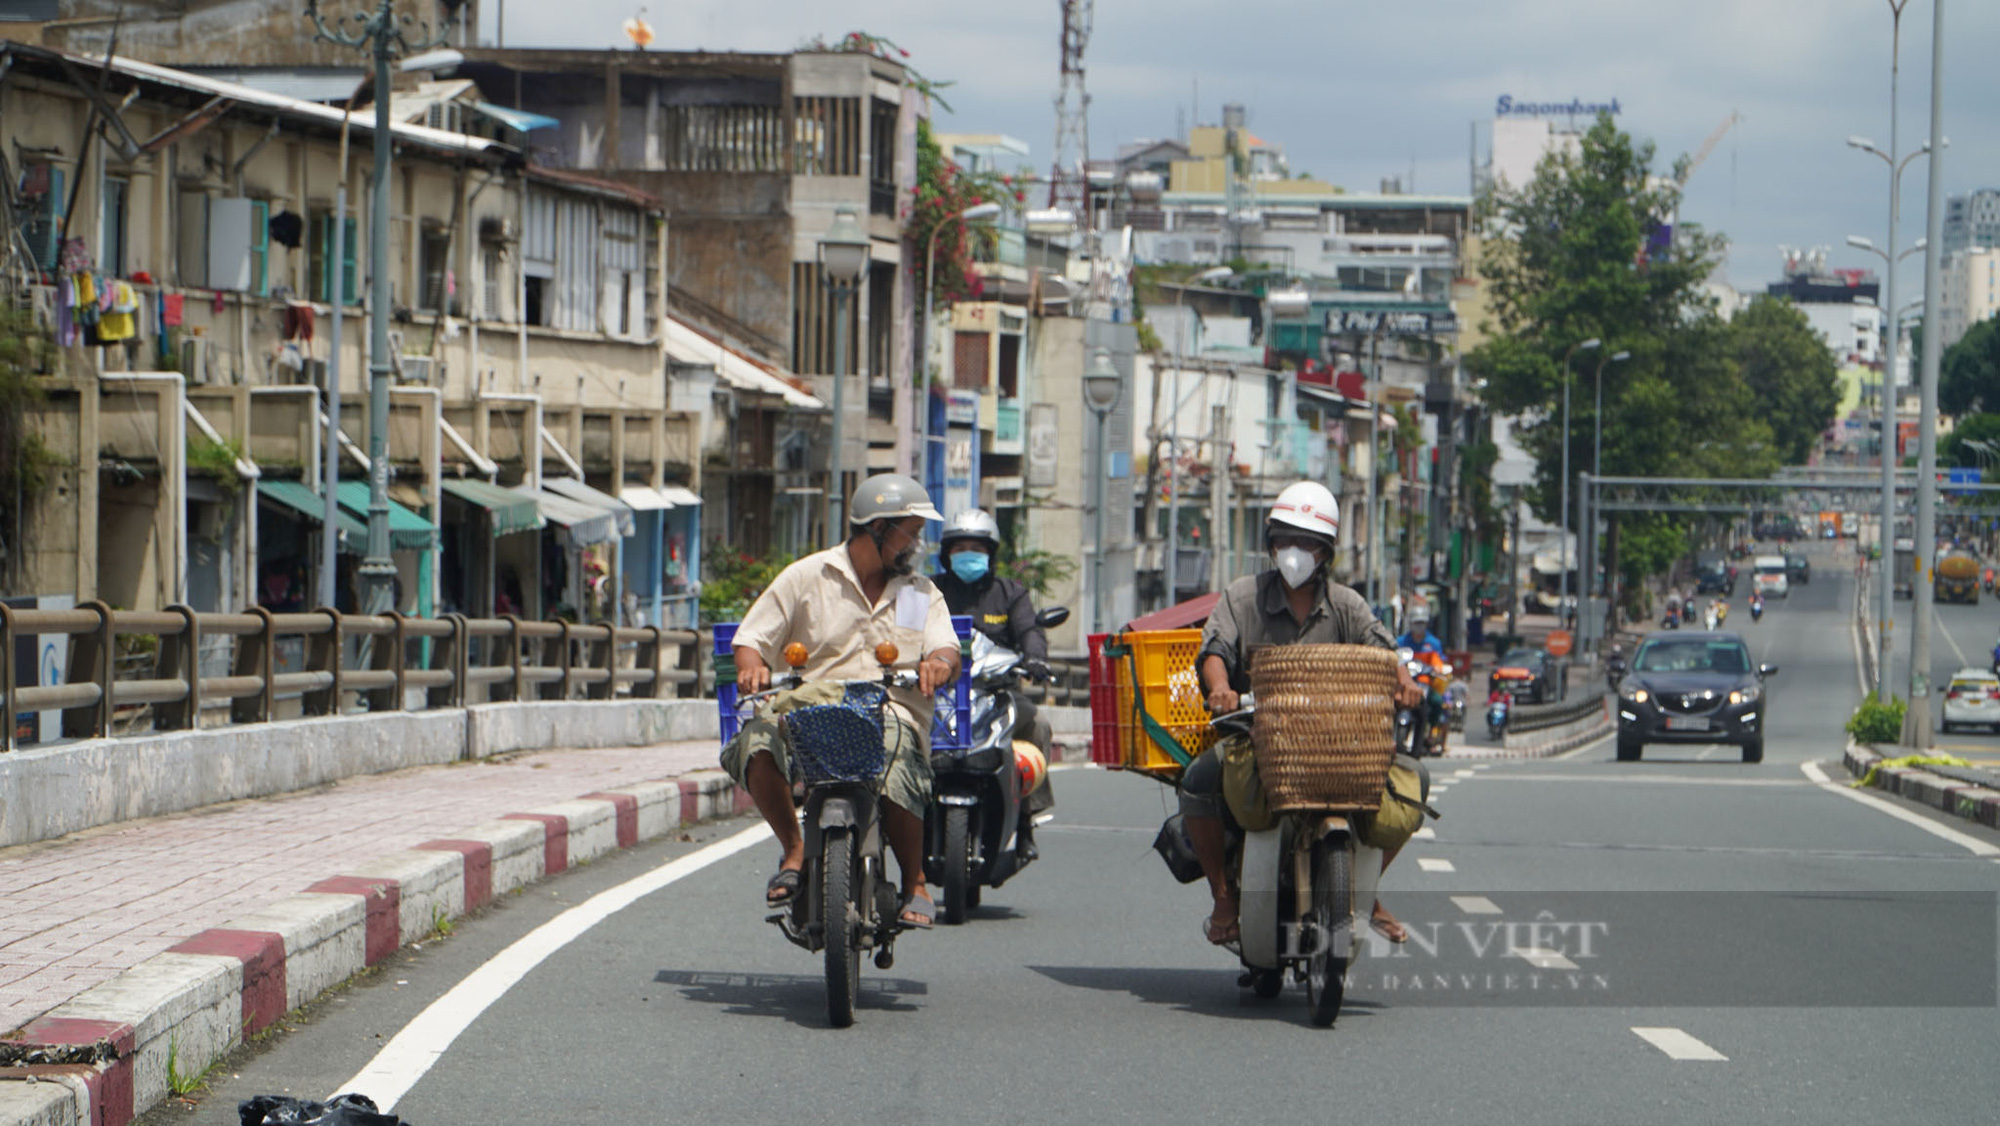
[1049, 0, 1092, 219]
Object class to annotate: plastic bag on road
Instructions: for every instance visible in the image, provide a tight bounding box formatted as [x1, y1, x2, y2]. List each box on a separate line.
[238, 1092, 410, 1126]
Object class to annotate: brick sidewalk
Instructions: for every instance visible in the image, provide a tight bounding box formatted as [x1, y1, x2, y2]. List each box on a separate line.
[0, 739, 722, 1036]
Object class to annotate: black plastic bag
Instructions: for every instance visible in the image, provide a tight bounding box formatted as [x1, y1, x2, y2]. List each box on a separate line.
[238, 1093, 410, 1126]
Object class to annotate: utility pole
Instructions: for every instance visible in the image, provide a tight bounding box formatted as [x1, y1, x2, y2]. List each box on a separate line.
[1903, 0, 1948, 747]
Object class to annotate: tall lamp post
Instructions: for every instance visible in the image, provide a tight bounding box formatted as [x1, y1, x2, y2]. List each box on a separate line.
[818, 207, 871, 546]
[1083, 348, 1122, 634]
[1590, 349, 1630, 640]
[305, 0, 465, 616]
[1166, 265, 1234, 605]
[916, 200, 1002, 495]
[1903, 0, 1949, 748]
[1559, 337, 1601, 629]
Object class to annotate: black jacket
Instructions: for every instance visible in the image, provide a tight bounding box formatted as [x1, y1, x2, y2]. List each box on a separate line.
[931, 571, 1048, 663]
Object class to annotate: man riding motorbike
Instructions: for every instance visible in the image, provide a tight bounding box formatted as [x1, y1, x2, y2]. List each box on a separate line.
[1394, 603, 1445, 659]
[1181, 481, 1425, 947]
[932, 507, 1057, 860]
[720, 474, 961, 930]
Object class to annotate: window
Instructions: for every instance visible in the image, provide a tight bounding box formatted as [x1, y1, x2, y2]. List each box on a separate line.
[309, 210, 358, 304]
[953, 330, 990, 391]
[790, 262, 860, 376]
[101, 177, 128, 277]
[16, 162, 64, 274]
[419, 223, 452, 312]
[523, 187, 616, 332]
[794, 96, 862, 176]
[997, 333, 1021, 398]
[481, 244, 503, 321]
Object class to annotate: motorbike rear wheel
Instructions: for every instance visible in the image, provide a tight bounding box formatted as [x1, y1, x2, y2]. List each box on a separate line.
[941, 805, 973, 926]
[1305, 838, 1352, 1027]
[823, 829, 860, 1028]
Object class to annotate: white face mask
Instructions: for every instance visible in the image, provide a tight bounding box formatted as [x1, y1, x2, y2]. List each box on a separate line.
[1275, 545, 1320, 589]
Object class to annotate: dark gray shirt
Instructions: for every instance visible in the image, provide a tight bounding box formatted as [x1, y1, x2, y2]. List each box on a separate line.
[1198, 570, 1395, 691]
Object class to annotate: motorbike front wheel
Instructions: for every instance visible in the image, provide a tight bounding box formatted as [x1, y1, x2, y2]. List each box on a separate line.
[823, 829, 860, 1028]
[1306, 838, 1352, 1028]
[941, 805, 973, 926]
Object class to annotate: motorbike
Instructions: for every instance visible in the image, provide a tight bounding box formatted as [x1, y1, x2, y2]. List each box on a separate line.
[1605, 655, 1627, 692]
[1662, 608, 1680, 630]
[1486, 690, 1513, 740]
[1204, 704, 1408, 1026]
[925, 606, 1069, 925]
[745, 642, 918, 1028]
[1991, 642, 2000, 677]
[1408, 650, 1453, 756]
[1445, 680, 1468, 733]
[1750, 597, 1764, 623]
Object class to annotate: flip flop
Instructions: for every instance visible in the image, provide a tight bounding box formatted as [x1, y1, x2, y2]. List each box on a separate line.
[766, 867, 801, 906]
[1370, 914, 1409, 944]
[899, 890, 937, 930]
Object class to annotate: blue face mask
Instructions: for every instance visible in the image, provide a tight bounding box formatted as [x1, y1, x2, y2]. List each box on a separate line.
[949, 551, 991, 583]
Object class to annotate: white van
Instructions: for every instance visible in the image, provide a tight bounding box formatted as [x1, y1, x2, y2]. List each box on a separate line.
[1753, 554, 1790, 599]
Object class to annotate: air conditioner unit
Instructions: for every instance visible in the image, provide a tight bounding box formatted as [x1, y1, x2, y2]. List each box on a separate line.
[179, 337, 208, 385]
[478, 216, 518, 244]
[398, 355, 436, 386]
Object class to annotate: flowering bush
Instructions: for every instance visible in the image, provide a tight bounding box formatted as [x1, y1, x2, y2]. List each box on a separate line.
[910, 119, 1012, 309]
[700, 547, 797, 625]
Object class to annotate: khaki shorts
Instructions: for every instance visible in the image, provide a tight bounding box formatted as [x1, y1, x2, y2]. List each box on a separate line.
[719, 685, 932, 814]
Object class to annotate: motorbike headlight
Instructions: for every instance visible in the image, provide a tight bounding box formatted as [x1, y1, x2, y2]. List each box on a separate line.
[1729, 684, 1762, 706]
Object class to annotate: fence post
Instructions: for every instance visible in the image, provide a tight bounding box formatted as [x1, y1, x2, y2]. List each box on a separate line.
[364, 611, 402, 713]
[505, 615, 526, 702]
[0, 603, 16, 751]
[633, 626, 661, 700]
[303, 608, 341, 716]
[585, 623, 614, 701]
[676, 628, 699, 699]
[154, 604, 201, 730]
[231, 606, 275, 724]
[554, 621, 575, 701]
[433, 614, 467, 709]
[62, 601, 113, 740]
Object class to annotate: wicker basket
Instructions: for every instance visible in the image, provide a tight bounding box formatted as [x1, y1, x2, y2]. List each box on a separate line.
[1248, 644, 1398, 811]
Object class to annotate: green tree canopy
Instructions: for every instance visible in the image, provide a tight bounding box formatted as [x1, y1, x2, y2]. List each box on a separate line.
[1727, 295, 1842, 464]
[1939, 411, 2000, 472]
[1940, 316, 2000, 418]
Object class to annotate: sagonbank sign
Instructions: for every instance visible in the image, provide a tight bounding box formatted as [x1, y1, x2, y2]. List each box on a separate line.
[1495, 95, 1622, 117]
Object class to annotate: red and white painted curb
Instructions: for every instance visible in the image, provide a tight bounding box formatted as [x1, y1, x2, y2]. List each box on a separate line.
[0, 772, 746, 1126]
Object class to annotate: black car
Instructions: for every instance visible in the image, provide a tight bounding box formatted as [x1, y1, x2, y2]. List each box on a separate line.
[1489, 647, 1554, 705]
[1786, 553, 1811, 584]
[1616, 631, 1778, 763]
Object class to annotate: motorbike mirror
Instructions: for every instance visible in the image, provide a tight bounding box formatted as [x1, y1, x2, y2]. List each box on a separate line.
[1759, 663, 1779, 677]
[783, 642, 809, 668]
[1036, 606, 1071, 629]
[874, 642, 901, 666]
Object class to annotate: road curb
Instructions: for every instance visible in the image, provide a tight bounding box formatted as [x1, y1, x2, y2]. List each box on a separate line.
[1842, 741, 2000, 829]
[0, 768, 739, 1126]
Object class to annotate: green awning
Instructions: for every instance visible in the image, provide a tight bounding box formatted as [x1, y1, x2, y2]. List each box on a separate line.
[335, 481, 437, 551]
[258, 480, 365, 550]
[440, 477, 544, 538]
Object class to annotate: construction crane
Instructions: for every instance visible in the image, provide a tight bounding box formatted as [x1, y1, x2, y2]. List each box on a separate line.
[1048, 0, 1092, 220]
[1679, 110, 1742, 189]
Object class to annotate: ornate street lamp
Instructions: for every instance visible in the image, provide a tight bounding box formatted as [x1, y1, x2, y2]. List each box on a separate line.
[818, 207, 871, 545]
[1083, 348, 1123, 633]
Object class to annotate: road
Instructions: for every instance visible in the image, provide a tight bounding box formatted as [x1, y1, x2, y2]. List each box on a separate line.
[1873, 547, 2000, 764]
[146, 545, 2000, 1125]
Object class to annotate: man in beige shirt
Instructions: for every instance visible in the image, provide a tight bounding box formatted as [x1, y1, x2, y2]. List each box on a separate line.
[723, 474, 961, 928]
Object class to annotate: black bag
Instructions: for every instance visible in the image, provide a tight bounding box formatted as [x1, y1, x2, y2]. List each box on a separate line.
[239, 1093, 409, 1126]
[1152, 814, 1205, 884]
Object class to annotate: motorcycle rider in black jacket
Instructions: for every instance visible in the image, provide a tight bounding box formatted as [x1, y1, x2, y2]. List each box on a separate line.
[932, 508, 1056, 860]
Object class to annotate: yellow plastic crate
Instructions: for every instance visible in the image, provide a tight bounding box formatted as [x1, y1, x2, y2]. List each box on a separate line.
[1107, 629, 1215, 780]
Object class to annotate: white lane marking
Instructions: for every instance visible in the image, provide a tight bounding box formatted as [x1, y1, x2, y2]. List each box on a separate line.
[1473, 763, 1493, 771]
[1475, 774, 1800, 787]
[1696, 746, 1721, 761]
[1049, 761, 1098, 773]
[1800, 761, 2000, 858]
[1632, 1027, 1728, 1061]
[1412, 827, 1437, 840]
[1450, 895, 1502, 915]
[1553, 731, 1614, 761]
[1417, 857, 1456, 872]
[1430, 785, 1451, 795]
[337, 822, 774, 1111]
[1935, 607, 1970, 667]
[1452, 769, 1476, 779]
[1513, 946, 1578, 970]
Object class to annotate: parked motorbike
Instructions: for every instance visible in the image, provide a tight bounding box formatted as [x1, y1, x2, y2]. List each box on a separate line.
[744, 642, 917, 1028]
[925, 606, 1069, 925]
[1204, 704, 1408, 1026]
[1486, 689, 1513, 740]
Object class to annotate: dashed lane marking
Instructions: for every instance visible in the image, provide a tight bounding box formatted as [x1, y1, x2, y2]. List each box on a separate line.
[1412, 827, 1436, 840]
[1417, 858, 1456, 873]
[1632, 1027, 1728, 1061]
[1450, 895, 1502, 915]
[1452, 769, 1476, 779]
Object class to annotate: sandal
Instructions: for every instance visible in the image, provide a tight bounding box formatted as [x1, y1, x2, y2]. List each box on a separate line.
[899, 890, 937, 930]
[766, 867, 801, 906]
[1370, 912, 1409, 944]
[1203, 914, 1240, 946]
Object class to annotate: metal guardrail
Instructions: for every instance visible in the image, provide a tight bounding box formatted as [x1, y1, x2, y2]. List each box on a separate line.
[0, 601, 700, 752]
[1510, 690, 1608, 735]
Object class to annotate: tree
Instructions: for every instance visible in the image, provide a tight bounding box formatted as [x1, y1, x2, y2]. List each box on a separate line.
[1727, 296, 1841, 464]
[1939, 316, 2000, 418]
[1939, 412, 2000, 471]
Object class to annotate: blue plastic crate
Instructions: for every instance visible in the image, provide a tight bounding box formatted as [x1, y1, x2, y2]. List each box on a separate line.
[713, 616, 973, 748]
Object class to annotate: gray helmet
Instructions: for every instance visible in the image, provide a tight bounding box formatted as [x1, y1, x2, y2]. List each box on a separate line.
[847, 473, 943, 527]
[940, 508, 1001, 554]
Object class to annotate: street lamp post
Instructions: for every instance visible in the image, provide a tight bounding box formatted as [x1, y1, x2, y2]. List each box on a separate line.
[1083, 348, 1123, 634]
[305, 0, 464, 617]
[916, 201, 1002, 495]
[1559, 338, 1602, 630]
[1904, 0, 1949, 748]
[1588, 349, 1630, 649]
[818, 207, 871, 546]
[1166, 266, 1234, 606]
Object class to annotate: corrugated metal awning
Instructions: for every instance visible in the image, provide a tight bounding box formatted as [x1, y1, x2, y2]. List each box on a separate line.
[542, 477, 637, 537]
[258, 480, 364, 550]
[512, 486, 617, 547]
[441, 478, 544, 537]
[334, 481, 437, 551]
[664, 315, 823, 411]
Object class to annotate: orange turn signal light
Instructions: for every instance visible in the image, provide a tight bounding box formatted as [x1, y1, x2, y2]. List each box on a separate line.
[875, 642, 900, 666]
[783, 642, 809, 668]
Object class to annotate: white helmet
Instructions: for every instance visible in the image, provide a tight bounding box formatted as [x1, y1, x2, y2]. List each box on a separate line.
[1267, 481, 1340, 551]
[1408, 603, 1430, 627]
[940, 508, 1002, 555]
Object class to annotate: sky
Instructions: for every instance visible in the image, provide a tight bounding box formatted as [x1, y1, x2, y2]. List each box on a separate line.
[475, 0, 2000, 291]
